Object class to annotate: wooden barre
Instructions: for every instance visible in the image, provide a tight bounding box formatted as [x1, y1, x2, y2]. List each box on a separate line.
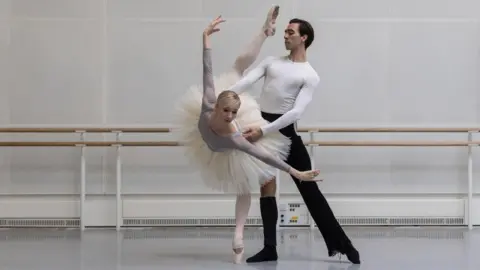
[297, 127, 480, 133]
[0, 127, 172, 133]
[0, 141, 180, 147]
[307, 141, 477, 146]
[0, 127, 479, 133]
[0, 141, 477, 147]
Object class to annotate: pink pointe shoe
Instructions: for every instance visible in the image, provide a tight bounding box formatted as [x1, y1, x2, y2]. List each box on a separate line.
[263, 5, 279, 36]
[232, 237, 244, 264]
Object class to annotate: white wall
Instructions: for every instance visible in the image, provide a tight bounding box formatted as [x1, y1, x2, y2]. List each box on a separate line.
[1, 0, 480, 227]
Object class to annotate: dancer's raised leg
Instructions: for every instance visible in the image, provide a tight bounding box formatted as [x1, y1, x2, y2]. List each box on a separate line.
[232, 5, 279, 75]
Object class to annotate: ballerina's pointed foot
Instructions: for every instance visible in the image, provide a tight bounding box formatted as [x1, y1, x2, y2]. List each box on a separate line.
[232, 238, 245, 264]
[263, 5, 280, 36]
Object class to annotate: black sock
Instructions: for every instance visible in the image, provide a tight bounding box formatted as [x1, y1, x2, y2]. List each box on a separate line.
[246, 197, 278, 263]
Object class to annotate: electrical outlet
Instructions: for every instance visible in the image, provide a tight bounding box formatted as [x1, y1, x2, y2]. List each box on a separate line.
[278, 202, 309, 226]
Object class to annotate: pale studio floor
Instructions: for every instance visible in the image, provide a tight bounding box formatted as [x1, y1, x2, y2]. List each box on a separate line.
[0, 226, 479, 270]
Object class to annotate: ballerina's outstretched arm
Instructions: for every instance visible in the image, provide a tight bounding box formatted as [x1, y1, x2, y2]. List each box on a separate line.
[201, 16, 226, 112]
[232, 135, 321, 182]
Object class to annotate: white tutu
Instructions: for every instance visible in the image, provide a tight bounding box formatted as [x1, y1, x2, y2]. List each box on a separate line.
[174, 71, 291, 195]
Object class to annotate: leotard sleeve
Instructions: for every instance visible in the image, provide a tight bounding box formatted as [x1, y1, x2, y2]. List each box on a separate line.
[232, 135, 291, 173]
[201, 48, 217, 112]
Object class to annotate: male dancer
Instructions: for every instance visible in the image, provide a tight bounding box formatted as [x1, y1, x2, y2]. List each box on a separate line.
[227, 18, 361, 264]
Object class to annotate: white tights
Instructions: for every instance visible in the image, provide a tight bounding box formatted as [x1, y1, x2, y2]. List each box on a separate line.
[234, 193, 251, 246]
[232, 30, 268, 76]
[230, 5, 277, 257]
[231, 30, 268, 245]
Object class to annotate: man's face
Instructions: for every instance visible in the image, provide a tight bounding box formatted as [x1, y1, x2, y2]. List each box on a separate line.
[284, 23, 305, 50]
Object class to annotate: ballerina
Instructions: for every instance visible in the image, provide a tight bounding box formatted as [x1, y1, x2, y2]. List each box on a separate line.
[174, 8, 321, 263]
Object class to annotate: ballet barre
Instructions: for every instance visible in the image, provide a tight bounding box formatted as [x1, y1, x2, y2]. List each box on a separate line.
[0, 126, 478, 133]
[0, 127, 172, 133]
[0, 126, 477, 231]
[298, 127, 480, 133]
[0, 140, 476, 147]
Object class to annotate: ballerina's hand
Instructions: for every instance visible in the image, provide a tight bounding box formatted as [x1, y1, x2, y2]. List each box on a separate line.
[204, 15, 226, 36]
[297, 169, 322, 182]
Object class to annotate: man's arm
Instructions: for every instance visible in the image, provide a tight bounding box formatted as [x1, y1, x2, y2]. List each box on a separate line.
[260, 75, 320, 135]
[227, 56, 274, 94]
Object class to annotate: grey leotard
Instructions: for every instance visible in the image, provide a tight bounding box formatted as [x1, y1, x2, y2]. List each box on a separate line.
[198, 48, 291, 173]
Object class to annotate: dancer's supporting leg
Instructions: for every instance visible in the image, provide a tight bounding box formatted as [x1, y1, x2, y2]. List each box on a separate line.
[231, 7, 278, 264]
[232, 5, 279, 75]
[245, 178, 278, 263]
[231, 8, 280, 264]
[233, 193, 251, 263]
[246, 178, 278, 263]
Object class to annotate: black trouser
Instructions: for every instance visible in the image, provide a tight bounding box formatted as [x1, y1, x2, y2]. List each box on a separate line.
[261, 111, 353, 255]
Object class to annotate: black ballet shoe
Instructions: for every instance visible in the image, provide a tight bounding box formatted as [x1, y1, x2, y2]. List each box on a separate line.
[246, 245, 278, 263]
[328, 249, 340, 257]
[344, 246, 360, 264]
[329, 246, 360, 264]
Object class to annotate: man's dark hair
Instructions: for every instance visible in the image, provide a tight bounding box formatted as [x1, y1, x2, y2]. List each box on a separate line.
[289, 18, 314, 49]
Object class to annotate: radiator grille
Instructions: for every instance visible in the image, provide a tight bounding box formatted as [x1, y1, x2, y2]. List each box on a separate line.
[0, 219, 80, 228]
[122, 217, 263, 226]
[122, 216, 464, 227]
